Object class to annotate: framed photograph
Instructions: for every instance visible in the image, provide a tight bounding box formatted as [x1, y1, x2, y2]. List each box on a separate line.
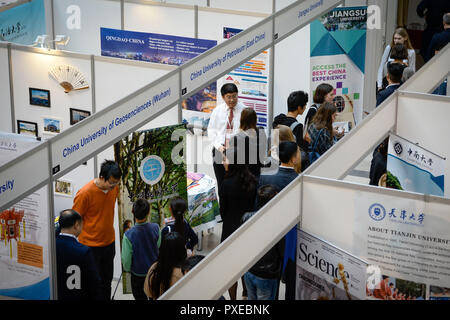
[54, 179, 73, 197]
[29, 88, 51, 107]
[17, 120, 38, 137]
[70, 108, 91, 125]
[42, 116, 62, 135]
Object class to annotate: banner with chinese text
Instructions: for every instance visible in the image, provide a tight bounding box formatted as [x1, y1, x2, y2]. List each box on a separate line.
[0, 133, 50, 300]
[387, 133, 445, 197]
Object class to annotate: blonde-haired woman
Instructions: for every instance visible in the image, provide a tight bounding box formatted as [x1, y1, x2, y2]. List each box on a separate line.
[270, 124, 301, 174]
[377, 28, 416, 91]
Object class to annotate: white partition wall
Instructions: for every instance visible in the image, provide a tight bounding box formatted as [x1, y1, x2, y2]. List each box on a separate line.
[11, 49, 92, 138]
[0, 45, 12, 133]
[209, 0, 273, 14]
[53, 0, 121, 55]
[124, 2, 195, 37]
[396, 92, 450, 197]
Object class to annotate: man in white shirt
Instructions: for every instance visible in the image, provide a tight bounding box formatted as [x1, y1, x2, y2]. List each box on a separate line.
[207, 83, 246, 195]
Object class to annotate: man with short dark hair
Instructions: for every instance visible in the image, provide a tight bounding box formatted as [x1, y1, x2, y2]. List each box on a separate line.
[207, 83, 246, 196]
[376, 63, 404, 106]
[272, 90, 310, 152]
[258, 141, 300, 301]
[72, 159, 122, 300]
[121, 198, 160, 300]
[56, 209, 101, 300]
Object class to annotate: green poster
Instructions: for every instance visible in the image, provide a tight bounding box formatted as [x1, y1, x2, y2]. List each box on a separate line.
[114, 124, 187, 294]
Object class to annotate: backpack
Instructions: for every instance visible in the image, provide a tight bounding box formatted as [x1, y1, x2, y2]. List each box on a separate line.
[308, 128, 325, 165]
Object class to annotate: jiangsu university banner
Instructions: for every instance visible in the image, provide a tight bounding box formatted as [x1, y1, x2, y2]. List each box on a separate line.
[310, 6, 367, 126]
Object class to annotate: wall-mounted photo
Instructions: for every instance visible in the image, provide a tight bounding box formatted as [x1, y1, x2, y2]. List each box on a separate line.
[17, 120, 38, 137]
[54, 179, 73, 197]
[29, 88, 50, 107]
[70, 108, 91, 125]
[42, 117, 62, 135]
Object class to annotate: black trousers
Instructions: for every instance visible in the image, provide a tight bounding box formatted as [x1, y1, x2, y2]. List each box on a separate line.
[89, 242, 115, 300]
[212, 148, 226, 197]
[131, 273, 148, 300]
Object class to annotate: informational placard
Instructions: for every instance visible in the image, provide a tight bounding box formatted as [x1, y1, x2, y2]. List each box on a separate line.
[114, 124, 187, 294]
[354, 194, 450, 300]
[50, 72, 179, 177]
[310, 6, 367, 125]
[387, 133, 445, 197]
[0, 0, 46, 45]
[101, 27, 217, 125]
[219, 27, 269, 128]
[181, 20, 272, 98]
[0, 133, 50, 300]
[296, 229, 368, 300]
[186, 172, 220, 232]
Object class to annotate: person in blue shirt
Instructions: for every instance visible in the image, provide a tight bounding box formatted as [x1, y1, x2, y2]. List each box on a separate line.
[121, 198, 161, 300]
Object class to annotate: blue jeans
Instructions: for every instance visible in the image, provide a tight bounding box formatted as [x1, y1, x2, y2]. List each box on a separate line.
[244, 272, 278, 300]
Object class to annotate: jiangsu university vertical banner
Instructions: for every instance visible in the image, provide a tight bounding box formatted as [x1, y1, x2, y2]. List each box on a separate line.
[310, 6, 367, 125]
[387, 133, 445, 197]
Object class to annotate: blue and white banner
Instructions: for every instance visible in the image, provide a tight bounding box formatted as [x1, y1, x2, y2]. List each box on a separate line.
[101, 27, 217, 125]
[0, 0, 46, 45]
[387, 133, 445, 197]
[0, 133, 50, 300]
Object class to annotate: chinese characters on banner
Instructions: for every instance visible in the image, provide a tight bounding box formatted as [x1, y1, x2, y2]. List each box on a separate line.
[354, 194, 450, 300]
[0, 133, 50, 300]
[387, 133, 445, 197]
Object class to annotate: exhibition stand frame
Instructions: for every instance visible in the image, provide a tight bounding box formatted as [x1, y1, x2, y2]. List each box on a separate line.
[159, 45, 450, 299]
[1, 0, 449, 299]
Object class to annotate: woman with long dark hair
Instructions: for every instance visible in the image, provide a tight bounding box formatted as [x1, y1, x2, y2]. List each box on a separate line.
[230, 107, 268, 181]
[161, 197, 198, 255]
[304, 83, 335, 127]
[220, 145, 258, 300]
[144, 231, 186, 299]
[307, 102, 338, 158]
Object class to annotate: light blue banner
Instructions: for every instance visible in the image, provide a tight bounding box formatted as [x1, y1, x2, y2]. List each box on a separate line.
[0, 0, 46, 45]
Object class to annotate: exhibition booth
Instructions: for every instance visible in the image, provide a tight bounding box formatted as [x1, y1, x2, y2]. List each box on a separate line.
[0, 0, 449, 300]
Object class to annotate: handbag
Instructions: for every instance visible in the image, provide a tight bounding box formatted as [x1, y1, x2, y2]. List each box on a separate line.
[308, 128, 325, 165]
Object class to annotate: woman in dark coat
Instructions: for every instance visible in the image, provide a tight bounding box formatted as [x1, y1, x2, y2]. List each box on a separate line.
[219, 145, 257, 299]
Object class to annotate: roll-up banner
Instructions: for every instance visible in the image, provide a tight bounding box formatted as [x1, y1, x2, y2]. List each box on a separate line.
[100, 27, 217, 126]
[181, 20, 272, 99]
[387, 133, 445, 197]
[296, 228, 368, 300]
[220, 27, 269, 128]
[354, 193, 450, 300]
[0, 0, 46, 45]
[310, 6, 367, 127]
[114, 124, 187, 294]
[0, 133, 50, 300]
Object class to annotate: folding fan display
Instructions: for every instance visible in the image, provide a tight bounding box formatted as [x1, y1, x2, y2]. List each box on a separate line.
[48, 64, 89, 93]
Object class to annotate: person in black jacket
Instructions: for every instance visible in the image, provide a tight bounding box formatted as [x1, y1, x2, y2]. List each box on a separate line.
[241, 184, 284, 300]
[417, 0, 450, 61]
[376, 62, 404, 107]
[369, 137, 389, 186]
[56, 209, 101, 300]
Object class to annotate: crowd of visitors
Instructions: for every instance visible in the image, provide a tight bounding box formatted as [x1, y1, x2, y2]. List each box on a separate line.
[54, 8, 449, 301]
